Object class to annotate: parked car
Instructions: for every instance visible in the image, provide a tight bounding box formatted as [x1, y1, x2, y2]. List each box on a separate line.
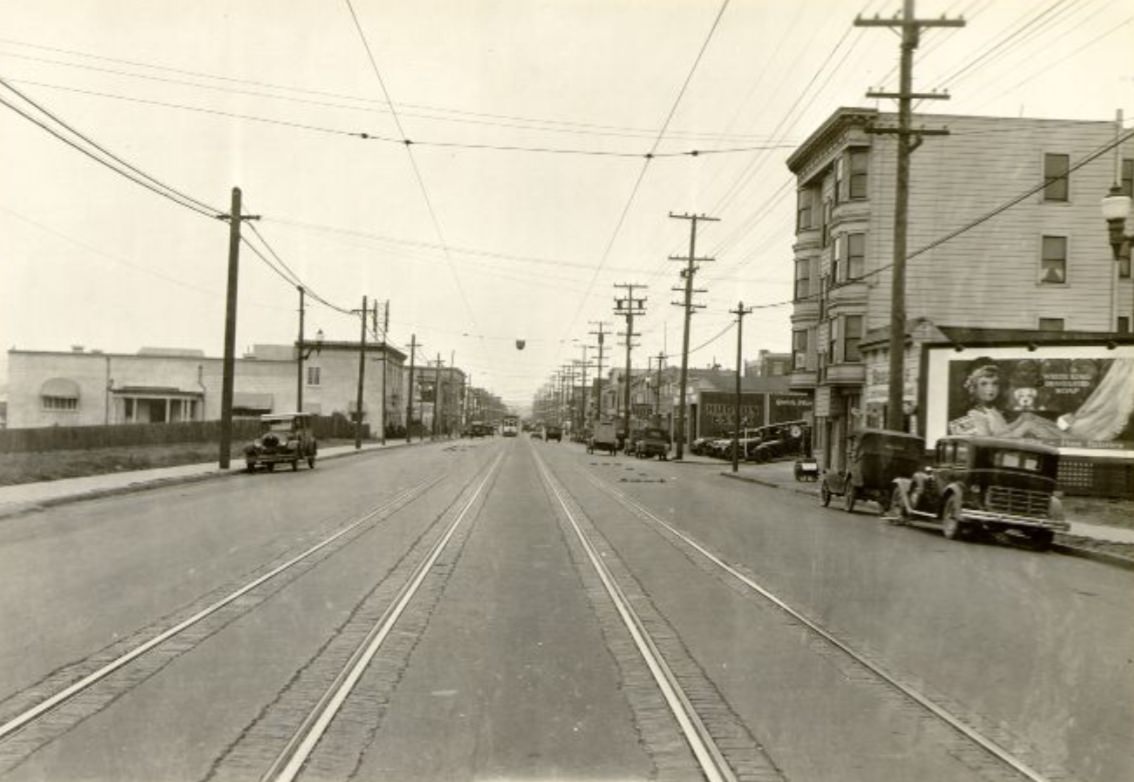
[244, 412, 317, 472]
[588, 420, 619, 455]
[689, 437, 713, 456]
[890, 436, 1068, 549]
[821, 429, 925, 513]
[632, 427, 671, 460]
[544, 425, 563, 442]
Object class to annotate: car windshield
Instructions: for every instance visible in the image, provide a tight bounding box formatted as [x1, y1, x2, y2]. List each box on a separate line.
[263, 420, 295, 433]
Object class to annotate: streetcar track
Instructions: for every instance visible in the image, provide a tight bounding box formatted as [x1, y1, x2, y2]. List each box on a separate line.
[534, 447, 765, 782]
[578, 463, 1079, 782]
[0, 473, 451, 761]
[256, 452, 504, 782]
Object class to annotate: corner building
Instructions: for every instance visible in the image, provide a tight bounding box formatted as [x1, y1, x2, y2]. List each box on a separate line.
[787, 107, 1132, 474]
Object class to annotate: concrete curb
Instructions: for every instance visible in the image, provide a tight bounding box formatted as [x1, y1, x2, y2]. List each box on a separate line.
[0, 441, 415, 522]
[1051, 542, 1134, 571]
[719, 471, 1134, 571]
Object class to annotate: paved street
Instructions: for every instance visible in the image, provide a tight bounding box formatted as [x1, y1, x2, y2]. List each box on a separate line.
[0, 436, 1129, 782]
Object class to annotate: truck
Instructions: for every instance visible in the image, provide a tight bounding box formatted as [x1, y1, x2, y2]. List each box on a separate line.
[587, 420, 619, 455]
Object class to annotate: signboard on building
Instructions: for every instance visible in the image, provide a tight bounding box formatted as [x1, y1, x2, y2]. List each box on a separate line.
[769, 392, 812, 423]
[698, 392, 764, 438]
[923, 344, 1134, 456]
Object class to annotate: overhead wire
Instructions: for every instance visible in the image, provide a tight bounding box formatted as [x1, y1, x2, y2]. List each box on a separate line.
[0, 81, 221, 219]
[343, 0, 476, 328]
[560, 0, 733, 345]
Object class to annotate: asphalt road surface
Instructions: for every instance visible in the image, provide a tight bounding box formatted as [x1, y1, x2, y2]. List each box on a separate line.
[0, 436, 1129, 781]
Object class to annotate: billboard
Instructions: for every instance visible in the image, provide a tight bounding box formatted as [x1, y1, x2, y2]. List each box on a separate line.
[698, 392, 764, 438]
[923, 344, 1134, 456]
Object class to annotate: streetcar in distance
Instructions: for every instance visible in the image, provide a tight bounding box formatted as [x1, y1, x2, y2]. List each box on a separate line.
[501, 415, 520, 437]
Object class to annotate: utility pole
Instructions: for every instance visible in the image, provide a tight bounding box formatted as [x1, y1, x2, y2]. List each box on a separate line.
[669, 212, 716, 459]
[217, 187, 258, 469]
[857, 1, 962, 431]
[406, 334, 417, 443]
[378, 301, 389, 445]
[432, 353, 442, 440]
[354, 295, 368, 449]
[576, 345, 591, 432]
[654, 351, 665, 417]
[614, 283, 646, 446]
[449, 349, 456, 437]
[295, 286, 305, 414]
[730, 302, 754, 474]
[589, 321, 608, 421]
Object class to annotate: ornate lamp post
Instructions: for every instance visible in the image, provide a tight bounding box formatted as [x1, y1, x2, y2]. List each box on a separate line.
[1101, 110, 1132, 331]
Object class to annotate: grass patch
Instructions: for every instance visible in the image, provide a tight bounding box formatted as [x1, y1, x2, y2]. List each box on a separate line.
[0, 439, 361, 486]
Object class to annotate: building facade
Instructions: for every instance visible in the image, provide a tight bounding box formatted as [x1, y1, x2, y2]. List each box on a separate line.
[787, 107, 1132, 473]
[7, 342, 408, 434]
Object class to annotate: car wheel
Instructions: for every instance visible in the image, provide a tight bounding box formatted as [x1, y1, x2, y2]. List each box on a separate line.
[292, 459, 299, 471]
[308, 454, 316, 468]
[942, 494, 967, 540]
[245, 461, 255, 474]
[820, 481, 831, 507]
[876, 490, 891, 514]
[266, 463, 276, 473]
[1028, 529, 1054, 551]
[843, 486, 857, 514]
[889, 486, 908, 525]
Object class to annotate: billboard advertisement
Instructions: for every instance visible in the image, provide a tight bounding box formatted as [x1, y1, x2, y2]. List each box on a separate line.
[923, 344, 1134, 456]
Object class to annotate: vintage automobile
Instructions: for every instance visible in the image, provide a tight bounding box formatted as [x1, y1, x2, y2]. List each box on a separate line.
[890, 436, 1068, 549]
[632, 426, 671, 460]
[587, 420, 620, 455]
[244, 412, 318, 472]
[820, 429, 926, 513]
[544, 424, 563, 442]
[793, 455, 820, 481]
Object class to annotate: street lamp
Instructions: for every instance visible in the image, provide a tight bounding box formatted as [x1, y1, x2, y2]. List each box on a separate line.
[304, 328, 325, 360]
[1101, 185, 1132, 262]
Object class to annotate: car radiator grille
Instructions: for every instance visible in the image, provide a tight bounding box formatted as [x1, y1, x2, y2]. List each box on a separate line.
[985, 486, 1050, 517]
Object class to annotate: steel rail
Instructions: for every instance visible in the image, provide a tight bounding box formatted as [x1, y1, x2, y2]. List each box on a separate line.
[589, 473, 1059, 782]
[264, 453, 504, 782]
[0, 475, 443, 742]
[533, 449, 737, 782]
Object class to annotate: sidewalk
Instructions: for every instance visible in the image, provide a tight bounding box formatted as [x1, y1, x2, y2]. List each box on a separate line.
[699, 455, 1134, 568]
[0, 440, 408, 520]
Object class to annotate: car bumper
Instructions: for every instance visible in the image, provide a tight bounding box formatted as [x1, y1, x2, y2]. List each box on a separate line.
[246, 450, 299, 464]
[961, 509, 1070, 532]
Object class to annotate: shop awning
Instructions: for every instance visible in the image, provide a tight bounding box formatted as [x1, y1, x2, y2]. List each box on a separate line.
[41, 377, 80, 399]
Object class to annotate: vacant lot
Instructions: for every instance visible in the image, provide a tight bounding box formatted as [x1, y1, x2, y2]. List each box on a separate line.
[0, 440, 359, 486]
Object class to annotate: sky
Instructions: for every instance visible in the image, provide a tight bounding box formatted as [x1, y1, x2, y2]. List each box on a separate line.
[1, 0, 1131, 409]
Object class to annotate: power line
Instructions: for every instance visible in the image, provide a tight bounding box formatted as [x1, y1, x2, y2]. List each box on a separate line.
[0, 75, 221, 215]
[0, 84, 219, 219]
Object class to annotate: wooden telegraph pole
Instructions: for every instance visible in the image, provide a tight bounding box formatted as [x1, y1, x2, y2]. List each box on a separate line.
[857, 1, 962, 431]
[217, 187, 258, 469]
[669, 212, 716, 459]
[730, 302, 753, 474]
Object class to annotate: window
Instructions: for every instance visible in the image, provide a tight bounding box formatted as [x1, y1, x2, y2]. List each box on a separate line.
[1120, 252, 1131, 280]
[820, 200, 832, 247]
[1040, 236, 1067, 284]
[1118, 316, 1130, 334]
[42, 396, 78, 411]
[829, 242, 840, 283]
[1122, 158, 1133, 197]
[843, 315, 863, 362]
[827, 318, 838, 364]
[794, 258, 811, 301]
[306, 366, 321, 385]
[834, 157, 844, 205]
[1038, 317, 1065, 331]
[796, 189, 813, 231]
[792, 329, 809, 370]
[1043, 153, 1069, 201]
[848, 149, 869, 199]
[846, 233, 865, 280]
